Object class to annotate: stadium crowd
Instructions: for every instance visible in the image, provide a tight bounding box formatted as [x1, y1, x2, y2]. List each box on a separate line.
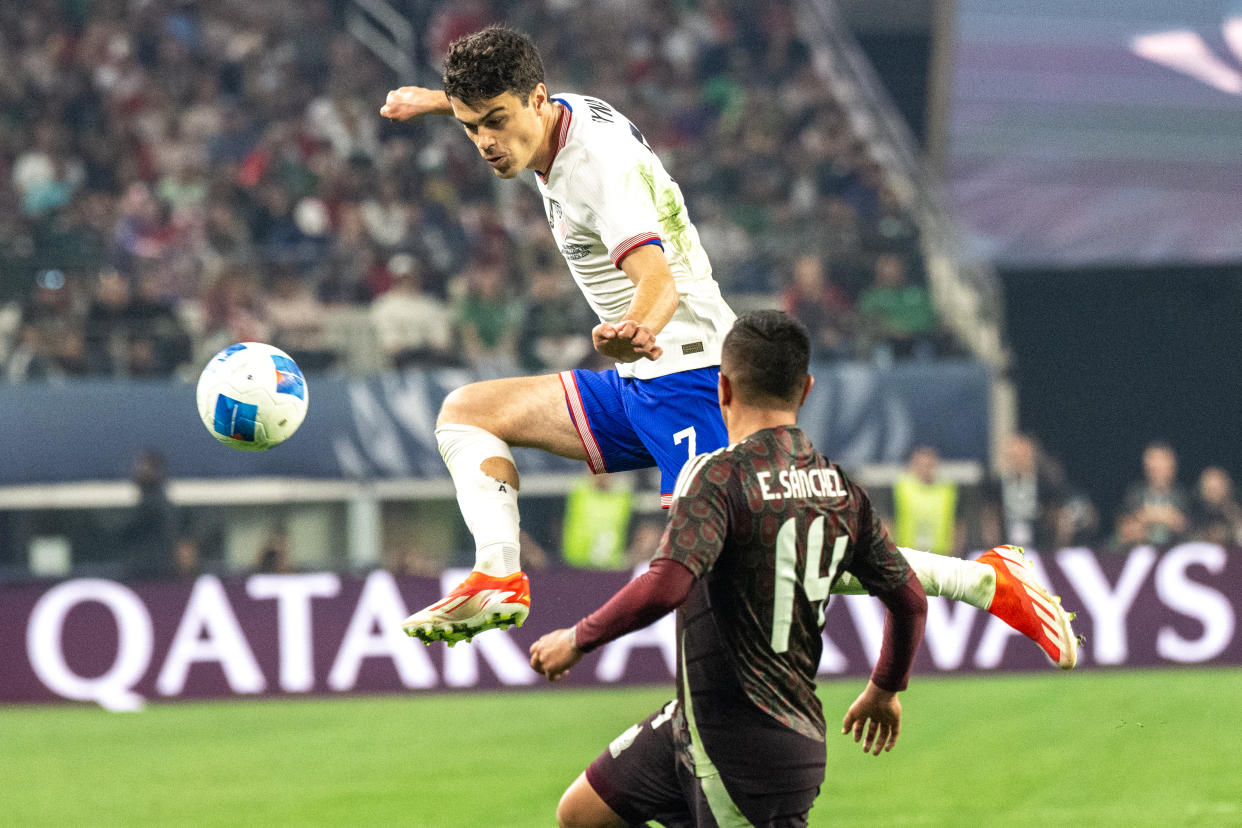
[2, 1, 1237, 583]
[0, 0, 949, 384]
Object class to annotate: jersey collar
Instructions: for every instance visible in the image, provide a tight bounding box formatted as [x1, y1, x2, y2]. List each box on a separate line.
[536, 98, 573, 181]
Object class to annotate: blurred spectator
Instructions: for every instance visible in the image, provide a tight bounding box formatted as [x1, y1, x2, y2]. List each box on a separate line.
[115, 448, 188, 581]
[324, 202, 383, 303]
[110, 182, 169, 279]
[5, 323, 64, 383]
[1188, 467, 1242, 547]
[891, 445, 961, 556]
[1119, 441, 1189, 547]
[981, 433, 1097, 551]
[83, 268, 143, 376]
[360, 180, 414, 251]
[304, 79, 381, 162]
[12, 121, 84, 218]
[198, 267, 272, 362]
[252, 529, 296, 574]
[1108, 510, 1149, 555]
[128, 266, 193, 376]
[517, 260, 594, 373]
[370, 253, 457, 369]
[265, 267, 334, 371]
[780, 253, 856, 359]
[174, 537, 202, 580]
[454, 260, 521, 373]
[7, 272, 88, 381]
[863, 185, 920, 258]
[818, 197, 868, 294]
[561, 473, 634, 570]
[857, 252, 938, 361]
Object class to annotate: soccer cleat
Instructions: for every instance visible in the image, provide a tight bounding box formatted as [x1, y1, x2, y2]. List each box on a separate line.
[978, 545, 1079, 669]
[402, 570, 531, 646]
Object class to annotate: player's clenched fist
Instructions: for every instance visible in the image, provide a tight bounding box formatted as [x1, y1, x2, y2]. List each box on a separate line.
[380, 86, 451, 121]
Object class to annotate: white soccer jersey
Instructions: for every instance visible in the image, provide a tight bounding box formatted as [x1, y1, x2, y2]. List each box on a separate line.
[534, 93, 736, 380]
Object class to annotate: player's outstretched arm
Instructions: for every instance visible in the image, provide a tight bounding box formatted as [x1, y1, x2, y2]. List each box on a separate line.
[530, 558, 694, 680]
[842, 680, 902, 756]
[380, 86, 453, 121]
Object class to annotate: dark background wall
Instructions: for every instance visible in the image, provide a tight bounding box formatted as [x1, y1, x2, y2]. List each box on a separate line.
[853, 31, 931, 144]
[843, 3, 1242, 531]
[1001, 266, 1242, 524]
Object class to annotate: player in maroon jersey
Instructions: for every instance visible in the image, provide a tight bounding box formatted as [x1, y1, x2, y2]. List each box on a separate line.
[530, 310, 928, 827]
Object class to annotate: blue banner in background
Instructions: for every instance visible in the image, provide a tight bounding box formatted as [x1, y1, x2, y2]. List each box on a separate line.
[0, 361, 990, 484]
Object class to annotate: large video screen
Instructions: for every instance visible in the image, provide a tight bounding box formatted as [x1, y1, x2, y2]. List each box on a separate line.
[949, 0, 1242, 267]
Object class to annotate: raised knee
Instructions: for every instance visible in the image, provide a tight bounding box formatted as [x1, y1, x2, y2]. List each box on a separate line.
[555, 796, 583, 828]
[556, 782, 585, 828]
[436, 385, 474, 428]
[438, 383, 509, 435]
[555, 775, 622, 828]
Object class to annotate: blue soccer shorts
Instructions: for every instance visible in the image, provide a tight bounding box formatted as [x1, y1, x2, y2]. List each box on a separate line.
[558, 366, 728, 506]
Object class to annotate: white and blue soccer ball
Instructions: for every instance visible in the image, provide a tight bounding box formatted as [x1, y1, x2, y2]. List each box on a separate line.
[196, 342, 308, 451]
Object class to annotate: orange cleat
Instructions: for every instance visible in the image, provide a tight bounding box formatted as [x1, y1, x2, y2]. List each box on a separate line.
[978, 545, 1079, 669]
[402, 570, 531, 646]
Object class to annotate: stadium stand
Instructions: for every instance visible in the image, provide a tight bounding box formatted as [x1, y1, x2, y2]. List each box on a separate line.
[0, 0, 985, 382]
[0, 0, 1012, 578]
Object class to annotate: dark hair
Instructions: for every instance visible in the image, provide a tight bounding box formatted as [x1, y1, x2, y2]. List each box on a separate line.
[442, 26, 545, 107]
[722, 310, 810, 406]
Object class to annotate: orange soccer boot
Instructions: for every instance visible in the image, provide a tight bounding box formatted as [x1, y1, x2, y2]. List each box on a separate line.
[978, 545, 1079, 669]
[402, 570, 531, 646]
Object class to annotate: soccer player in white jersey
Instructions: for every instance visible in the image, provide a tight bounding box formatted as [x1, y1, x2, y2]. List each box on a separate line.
[380, 26, 1078, 669]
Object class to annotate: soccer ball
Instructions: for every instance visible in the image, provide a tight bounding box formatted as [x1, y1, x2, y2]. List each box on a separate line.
[196, 342, 308, 451]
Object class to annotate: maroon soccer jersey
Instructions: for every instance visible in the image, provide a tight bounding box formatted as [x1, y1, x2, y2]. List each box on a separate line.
[654, 425, 911, 789]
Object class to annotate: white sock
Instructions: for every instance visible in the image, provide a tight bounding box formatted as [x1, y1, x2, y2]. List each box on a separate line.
[832, 549, 996, 609]
[898, 547, 996, 609]
[436, 423, 521, 576]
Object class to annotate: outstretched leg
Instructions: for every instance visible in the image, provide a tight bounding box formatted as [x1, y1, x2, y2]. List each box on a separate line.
[403, 374, 589, 645]
[831, 547, 994, 605]
[833, 546, 1078, 669]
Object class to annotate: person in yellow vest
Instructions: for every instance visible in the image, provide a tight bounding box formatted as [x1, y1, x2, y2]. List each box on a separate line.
[893, 446, 962, 556]
[561, 473, 633, 569]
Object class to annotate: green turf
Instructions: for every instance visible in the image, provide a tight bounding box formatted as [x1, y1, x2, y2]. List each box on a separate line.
[2, 669, 1240, 827]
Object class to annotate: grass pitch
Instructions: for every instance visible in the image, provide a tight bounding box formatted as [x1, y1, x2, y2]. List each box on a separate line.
[3, 668, 1240, 827]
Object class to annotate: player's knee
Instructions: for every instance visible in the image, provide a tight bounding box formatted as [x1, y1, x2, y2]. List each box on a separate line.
[554, 795, 577, 828]
[555, 788, 579, 828]
[556, 775, 623, 828]
[555, 798, 597, 828]
[437, 383, 492, 430]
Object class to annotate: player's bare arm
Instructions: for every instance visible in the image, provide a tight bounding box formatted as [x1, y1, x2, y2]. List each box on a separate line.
[842, 680, 903, 756]
[592, 244, 678, 362]
[380, 86, 453, 120]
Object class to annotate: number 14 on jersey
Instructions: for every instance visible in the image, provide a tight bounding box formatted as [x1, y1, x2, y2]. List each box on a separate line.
[771, 517, 849, 653]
